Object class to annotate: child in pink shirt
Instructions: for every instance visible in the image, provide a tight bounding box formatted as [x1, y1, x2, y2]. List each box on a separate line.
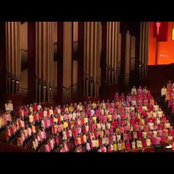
[120, 126, 124, 134]
[126, 140, 131, 151]
[123, 132, 128, 141]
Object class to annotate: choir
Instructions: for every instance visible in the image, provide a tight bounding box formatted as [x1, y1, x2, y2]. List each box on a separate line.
[0, 85, 174, 152]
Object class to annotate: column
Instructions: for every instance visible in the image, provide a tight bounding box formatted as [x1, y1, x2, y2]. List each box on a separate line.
[124, 31, 131, 87]
[35, 22, 54, 103]
[6, 22, 21, 94]
[28, 22, 36, 103]
[139, 22, 149, 79]
[101, 22, 107, 99]
[57, 22, 63, 105]
[0, 22, 6, 103]
[77, 22, 84, 101]
[119, 23, 126, 92]
[63, 22, 73, 103]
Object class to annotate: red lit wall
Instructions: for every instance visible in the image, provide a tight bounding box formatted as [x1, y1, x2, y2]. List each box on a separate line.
[148, 22, 174, 65]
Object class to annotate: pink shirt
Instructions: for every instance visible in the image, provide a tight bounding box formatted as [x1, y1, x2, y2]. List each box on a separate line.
[137, 106, 142, 112]
[148, 131, 153, 137]
[45, 144, 50, 152]
[134, 124, 140, 132]
[137, 131, 142, 139]
[120, 127, 124, 134]
[96, 110, 100, 117]
[47, 119, 50, 128]
[138, 100, 142, 106]
[121, 120, 126, 126]
[105, 129, 109, 136]
[158, 130, 163, 137]
[143, 99, 148, 106]
[103, 116, 107, 123]
[124, 125, 130, 131]
[147, 93, 152, 100]
[106, 103, 111, 108]
[138, 88, 143, 94]
[171, 93, 174, 100]
[125, 101, 130, 107]
[114, 94, 119, 101]
[155, 137, 161, 145]
[109, 108, 114, 114]
[113, 114, 116, 120]
[123, 133, 128, 141]
[126, 142, 131, 150]
[121, 114, 125, 119]
[128, 132, 132, 140]
[128, 96, 132, 102]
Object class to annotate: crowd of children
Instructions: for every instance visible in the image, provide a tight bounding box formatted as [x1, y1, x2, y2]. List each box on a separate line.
[0, 85, 174, 152]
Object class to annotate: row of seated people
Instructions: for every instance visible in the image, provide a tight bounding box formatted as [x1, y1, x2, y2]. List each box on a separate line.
[5, 118, 36, 143]
[1, 85, 174, 152]
[161, 80, 174, 116]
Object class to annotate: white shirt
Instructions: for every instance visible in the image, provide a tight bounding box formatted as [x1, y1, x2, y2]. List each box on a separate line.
[153, 130, 157, 137]
[154, 105, 159, 112]
[37, 105, 42, 111]
[131, 88, 137, 95]
[118, 143, 122, 151]
[137, 140, 142, 148]
[44, 110, 48, 117]
[86, 143, 90, 151]
[5, 103, 13, 112]
[146, 139, 151, 146]
[29, 115, 34, 123]
[131, 100, 136, 106]
[161, 88, 167, 96]
[117, 135, 121, 142]
[165, 123, 170, 129]
[110, 144, 114, 151]
[157, 111, 163, 118]
[149, 122, 154, 130]
[49, 109, 53, 116]
[142, 132, 147, 139]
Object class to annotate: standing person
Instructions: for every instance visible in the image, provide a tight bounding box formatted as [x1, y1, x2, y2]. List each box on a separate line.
[5, 100, 14, 115]
[131, 86, 137, 95]
[161, 86, 167, 105]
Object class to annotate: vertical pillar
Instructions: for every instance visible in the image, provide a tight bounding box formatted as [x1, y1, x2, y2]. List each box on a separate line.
[135, 22, 141, 86]
[0, 22, 6, 104]
[28, 22, 36, 103]
[139, 22, 149, 79]
[124, 31, 131, 87]
[78, 22, 84, 101]
[6, 22, 21, 94]
[57, 22, 63, 105]
[120, 29, 126, 92]
[101, 22, 107, 99]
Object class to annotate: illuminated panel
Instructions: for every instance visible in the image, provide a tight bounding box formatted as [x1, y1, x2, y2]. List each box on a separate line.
[172, 28, 174, 40]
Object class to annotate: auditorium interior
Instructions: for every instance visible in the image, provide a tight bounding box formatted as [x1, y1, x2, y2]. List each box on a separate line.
[0, 21, 174, 152]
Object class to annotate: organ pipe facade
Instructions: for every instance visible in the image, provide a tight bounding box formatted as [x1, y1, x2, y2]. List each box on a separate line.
[63, 22, 73, 103]
[6, 22, 21, 94]
[35, 22, 54, 102]
[106, 22, 121, 85]
[1, 21, 150, 105]
[84, 22, 102, 97]
[139, 22, 149, 79]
